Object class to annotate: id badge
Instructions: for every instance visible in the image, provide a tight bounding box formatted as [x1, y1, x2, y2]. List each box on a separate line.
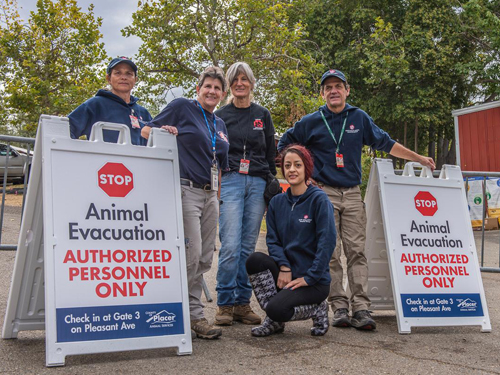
[239, 159, 250, 174]
[336, 153, 344, 168]
[130, 115, 140, 129]
[211, 166, 219, 191]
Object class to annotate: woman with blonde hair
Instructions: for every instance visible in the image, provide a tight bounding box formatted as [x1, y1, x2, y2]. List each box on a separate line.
[214, 62, 277, 326]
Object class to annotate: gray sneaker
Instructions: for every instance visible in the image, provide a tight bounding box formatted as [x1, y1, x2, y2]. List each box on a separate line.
[332, 308, 351, 328]
[351, 310, 376, 330]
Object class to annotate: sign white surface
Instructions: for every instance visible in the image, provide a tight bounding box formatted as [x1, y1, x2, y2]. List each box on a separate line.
[366, 159, 491, 333]
[2, 116, 192, 366]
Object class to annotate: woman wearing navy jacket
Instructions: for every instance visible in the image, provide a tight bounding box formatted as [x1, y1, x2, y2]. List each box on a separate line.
[245, 145, 336, 337]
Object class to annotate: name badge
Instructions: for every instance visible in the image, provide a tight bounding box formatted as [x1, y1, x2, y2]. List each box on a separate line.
[130, 115, 140, 129]
[239, 159, 250, 174]
[211, 166, 219, 191]
[336, 153, 344, 168]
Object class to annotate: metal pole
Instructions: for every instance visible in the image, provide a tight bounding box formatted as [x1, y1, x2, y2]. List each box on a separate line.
[20, 143, 32, 221]
[480, 177, 486, 267]
[0, 144, 12, 245]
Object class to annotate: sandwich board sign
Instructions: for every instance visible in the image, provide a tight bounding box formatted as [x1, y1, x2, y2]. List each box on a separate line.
[365, 159, 491, 334]
[2, 115, 192, 366]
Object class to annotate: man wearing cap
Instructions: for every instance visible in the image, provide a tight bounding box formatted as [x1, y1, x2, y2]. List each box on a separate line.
[69, 56, 152, 145]
[278, 69, 435, 330]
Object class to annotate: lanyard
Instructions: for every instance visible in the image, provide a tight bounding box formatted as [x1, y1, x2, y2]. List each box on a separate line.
[197, 101, 217, 163]
[237, 105, 254, 160]
[320, 110, 348, 153]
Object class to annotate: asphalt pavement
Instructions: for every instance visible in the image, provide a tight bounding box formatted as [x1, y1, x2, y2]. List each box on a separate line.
[0, 204, 499, 374]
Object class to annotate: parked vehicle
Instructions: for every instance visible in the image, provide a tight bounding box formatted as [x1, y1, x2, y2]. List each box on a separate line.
[0, 143, 31, 183]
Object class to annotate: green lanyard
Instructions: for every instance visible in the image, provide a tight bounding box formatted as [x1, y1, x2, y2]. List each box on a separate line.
[320, 110, 348, 153]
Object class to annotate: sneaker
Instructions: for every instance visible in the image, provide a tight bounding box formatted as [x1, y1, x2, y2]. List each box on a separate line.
[215, 306, 234, 326]
[233, 304, 262, 325]
[191, 318, 222, 339]
[332, 308, 351, 328]
[351, 310, 376, 330]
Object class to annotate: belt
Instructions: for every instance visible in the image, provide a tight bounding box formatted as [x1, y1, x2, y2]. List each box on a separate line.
[180, 178, 212, 191]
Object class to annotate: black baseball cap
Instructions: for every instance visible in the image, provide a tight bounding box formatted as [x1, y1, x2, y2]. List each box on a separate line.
[320, 69, 347, 85]
[107, 56, 138, 75]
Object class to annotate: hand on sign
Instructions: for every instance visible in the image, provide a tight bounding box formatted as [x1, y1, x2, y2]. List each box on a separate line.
[419, 156, 436, 171]
[161, 125, 178, 136]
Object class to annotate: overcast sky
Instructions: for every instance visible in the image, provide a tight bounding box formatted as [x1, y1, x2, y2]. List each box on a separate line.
[17, 0, 142, 59]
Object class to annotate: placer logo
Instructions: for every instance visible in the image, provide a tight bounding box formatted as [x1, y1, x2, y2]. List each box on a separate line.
[299, 214, 312, 223]
[414, 191, 438, 216]
[457, 298, 478, 309]
[350, 124, 354, 130]
[146, 310, 177, 325]
[98, 162, 134, 197]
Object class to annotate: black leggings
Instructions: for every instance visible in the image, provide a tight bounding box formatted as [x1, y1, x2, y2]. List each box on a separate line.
[246, 252, 329, 322]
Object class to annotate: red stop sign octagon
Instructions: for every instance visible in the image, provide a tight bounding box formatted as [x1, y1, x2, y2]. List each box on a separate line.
[98, 162, 134, 197]
[414, 191, 438, 216]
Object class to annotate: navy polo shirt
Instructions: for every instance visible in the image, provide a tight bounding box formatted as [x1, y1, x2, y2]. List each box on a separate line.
[148, 98, 229, 185]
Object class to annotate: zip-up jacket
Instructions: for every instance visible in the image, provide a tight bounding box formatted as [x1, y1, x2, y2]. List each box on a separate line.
[278, 103, 395, 187]
[266, 185, 336, 286]
[69, 89, 151, 146]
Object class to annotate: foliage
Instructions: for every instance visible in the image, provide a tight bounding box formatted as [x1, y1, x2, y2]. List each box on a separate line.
[124, 0, 324, 132]
[0, 0, 108, 136]
[302, 0, 499, 168]
[459, 0, 500, 102]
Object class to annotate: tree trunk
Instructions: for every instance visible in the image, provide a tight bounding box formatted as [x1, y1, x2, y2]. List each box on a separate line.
[428, 123, 436, 161]
[414, 118, 419, 153]
[436, 136, 444, 169]
[446, 136, 456, 165]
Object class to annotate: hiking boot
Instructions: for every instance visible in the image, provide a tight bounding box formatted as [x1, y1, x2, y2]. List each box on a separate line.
[332, 308, 351, 328]
[191, 318, 222, 339]
[233, 304, 262, 325]
[351, 310, 376, 330]
[215, 306, 234, 326]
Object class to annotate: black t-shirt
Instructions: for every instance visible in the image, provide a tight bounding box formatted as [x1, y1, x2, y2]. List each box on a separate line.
[215, 102, 277, 177]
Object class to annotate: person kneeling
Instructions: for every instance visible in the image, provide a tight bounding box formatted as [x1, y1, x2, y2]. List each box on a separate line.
[245, 145, 336, 337]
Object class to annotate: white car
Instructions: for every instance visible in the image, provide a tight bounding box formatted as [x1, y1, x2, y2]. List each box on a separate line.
[0, 143, 32, 183]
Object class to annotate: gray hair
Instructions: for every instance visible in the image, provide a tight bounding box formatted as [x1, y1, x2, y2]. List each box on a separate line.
[226, 62, 256, 103]
[197, 66, 227, 92]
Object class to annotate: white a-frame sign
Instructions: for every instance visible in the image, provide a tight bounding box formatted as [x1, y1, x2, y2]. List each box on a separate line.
[365, 159, 491, 334]
[2, 115, 192, 366]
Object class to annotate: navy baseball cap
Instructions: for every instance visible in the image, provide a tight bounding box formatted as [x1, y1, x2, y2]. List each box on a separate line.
[107, 56, 138, 75]
[320, 69, 347, 85]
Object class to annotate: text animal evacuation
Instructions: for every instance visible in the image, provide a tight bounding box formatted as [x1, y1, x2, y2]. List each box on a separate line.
[68, 203, 166, 241]
[399, 220, 470, 288]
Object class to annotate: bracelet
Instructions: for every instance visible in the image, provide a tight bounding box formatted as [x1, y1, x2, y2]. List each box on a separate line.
[280, 269, 292, 273]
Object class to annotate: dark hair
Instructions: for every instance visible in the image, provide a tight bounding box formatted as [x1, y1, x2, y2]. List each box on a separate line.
[280, 144, 314, 182]
[197, 66, 227, 92]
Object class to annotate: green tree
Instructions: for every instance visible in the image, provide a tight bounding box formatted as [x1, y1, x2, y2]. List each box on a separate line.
[0, 0, 108, 136]
[302, 0, 487, 169]
[460, 0, 500, 102]
[124, 0, 324, 132]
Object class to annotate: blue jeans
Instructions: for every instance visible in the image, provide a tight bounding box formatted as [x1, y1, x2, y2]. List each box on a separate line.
[217, 172, 267, 306]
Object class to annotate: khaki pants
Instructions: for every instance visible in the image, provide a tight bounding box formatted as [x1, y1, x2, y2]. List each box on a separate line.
[181, 186, 218, 320]
[322, 185, 370, 313]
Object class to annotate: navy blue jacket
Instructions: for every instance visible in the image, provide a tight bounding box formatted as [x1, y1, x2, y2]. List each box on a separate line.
[69, 89, 151, 146]
[278, 104, 395, 187]
[266, 185, 336, 286]
[148, 98, 229, 185]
